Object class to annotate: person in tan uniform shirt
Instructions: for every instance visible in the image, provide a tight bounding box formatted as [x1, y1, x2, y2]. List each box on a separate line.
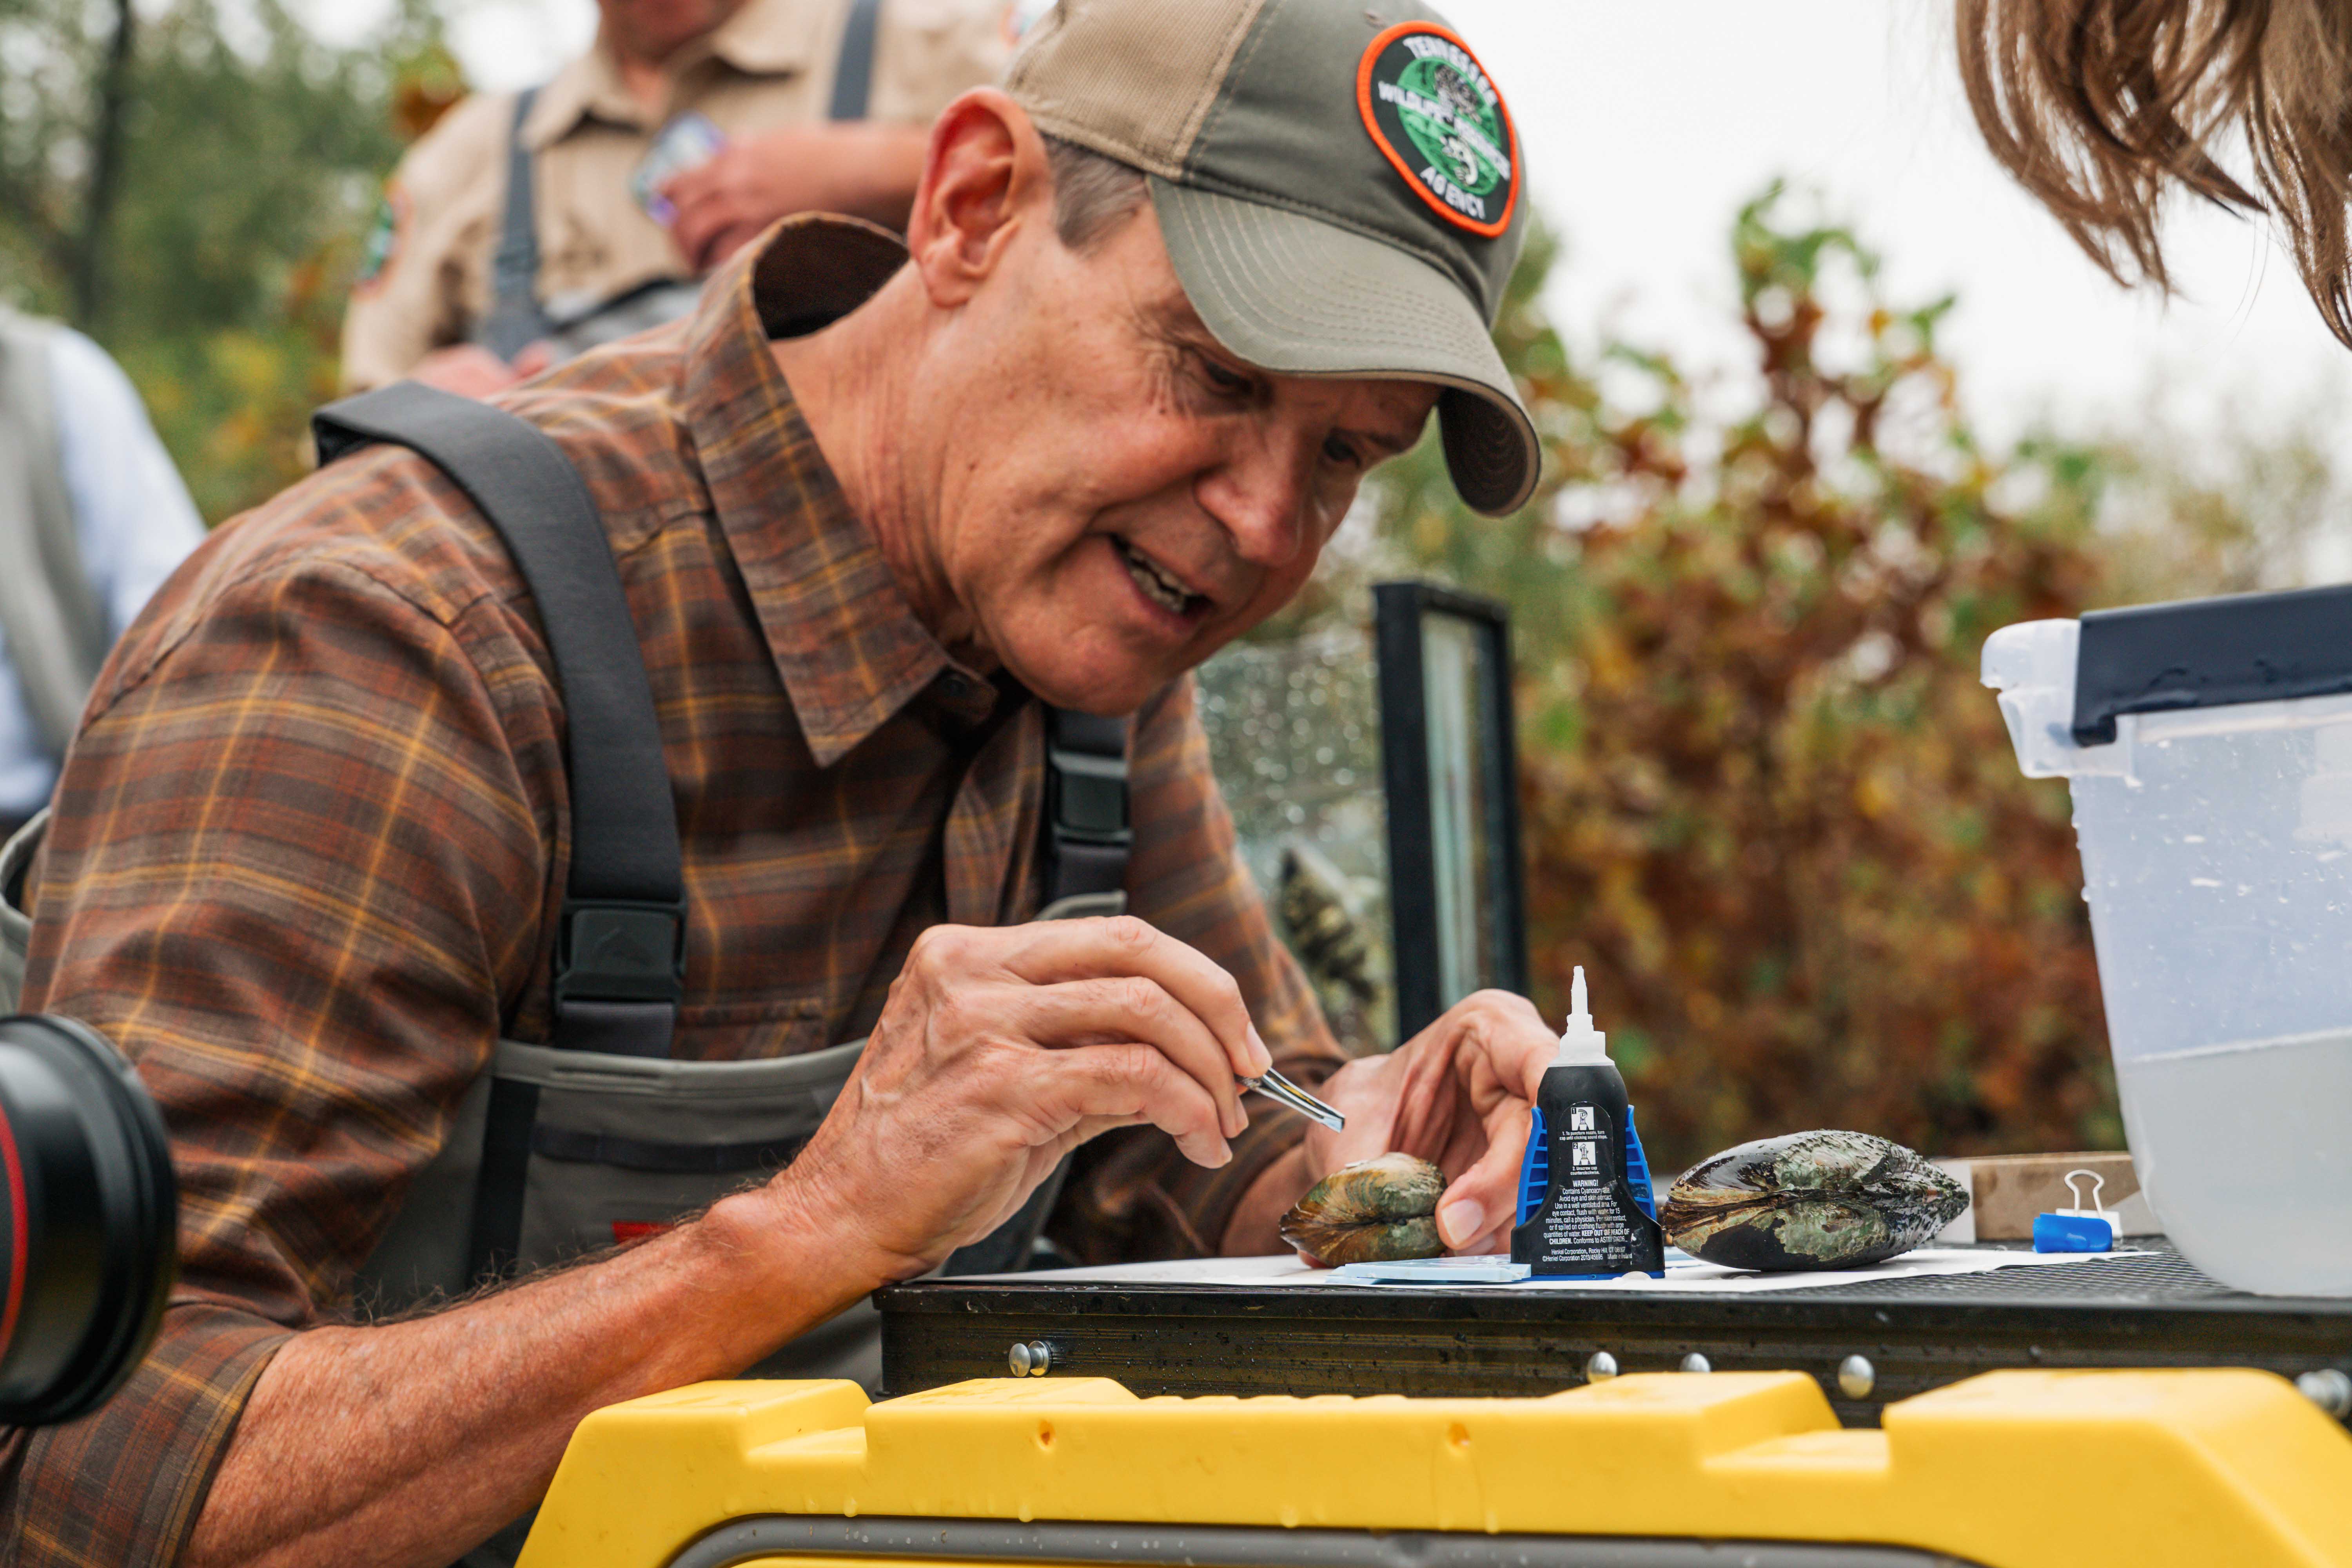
[341, 0, 1015, 394]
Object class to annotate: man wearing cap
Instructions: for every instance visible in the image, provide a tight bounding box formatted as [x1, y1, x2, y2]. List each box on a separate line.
[4, 2, 1551, 1566]
[340, 0, 1016, 396]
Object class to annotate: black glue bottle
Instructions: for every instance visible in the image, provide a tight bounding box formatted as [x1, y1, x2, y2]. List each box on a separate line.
[1510, 967, 1665, 1278]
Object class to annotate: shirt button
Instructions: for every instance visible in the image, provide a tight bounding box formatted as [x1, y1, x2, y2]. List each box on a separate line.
[940, 672, 975, 699]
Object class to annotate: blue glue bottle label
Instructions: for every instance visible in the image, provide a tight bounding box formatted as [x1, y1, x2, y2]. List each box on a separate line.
[1522, 1106, 1657, 1223]
[1510, 1062, 1665, 1278]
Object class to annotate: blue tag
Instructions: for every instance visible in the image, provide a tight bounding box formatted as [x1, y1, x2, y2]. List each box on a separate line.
[2033, 1212, 2115, 1252]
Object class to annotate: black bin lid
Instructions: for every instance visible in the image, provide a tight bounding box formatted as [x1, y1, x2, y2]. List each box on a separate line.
[2073, 581, 2352, 746]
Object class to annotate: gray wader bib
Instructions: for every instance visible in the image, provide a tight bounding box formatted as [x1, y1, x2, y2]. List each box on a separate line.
[301, 383, 1132, 1567]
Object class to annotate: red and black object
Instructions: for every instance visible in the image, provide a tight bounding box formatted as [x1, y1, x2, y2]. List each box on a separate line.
[0, 1013, 176, 1426]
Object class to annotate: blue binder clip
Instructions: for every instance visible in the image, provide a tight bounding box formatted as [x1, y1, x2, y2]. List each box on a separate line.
[2033, 1168, 2121, 1253]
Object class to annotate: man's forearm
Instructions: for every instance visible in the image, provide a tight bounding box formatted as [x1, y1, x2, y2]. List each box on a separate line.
[184, 1180, 875, 1568]
[829, 123, 930, 230]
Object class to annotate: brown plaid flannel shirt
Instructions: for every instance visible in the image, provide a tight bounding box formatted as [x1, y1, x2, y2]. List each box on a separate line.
[0, 217, 1338, 1568]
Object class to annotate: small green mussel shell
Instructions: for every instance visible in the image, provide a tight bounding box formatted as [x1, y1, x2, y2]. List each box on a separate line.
[1660, 1129, 1968, 1272]
[1279, 1152, 1447, 1266]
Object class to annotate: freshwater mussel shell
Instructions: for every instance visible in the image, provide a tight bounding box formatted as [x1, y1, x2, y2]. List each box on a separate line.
[1660, 1130, 1967, 1271]
[1279, 1152, 1446, 1266]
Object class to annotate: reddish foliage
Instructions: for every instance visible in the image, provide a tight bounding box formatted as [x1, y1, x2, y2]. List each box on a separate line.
[1372, 191, 2123, 1167]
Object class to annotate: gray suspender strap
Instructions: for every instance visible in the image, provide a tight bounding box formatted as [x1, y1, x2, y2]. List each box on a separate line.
[0, 311, 109, 757]
[479, 88, 554, 363]
[312, 383, 687, 1061]
[828, 0, 886, 121]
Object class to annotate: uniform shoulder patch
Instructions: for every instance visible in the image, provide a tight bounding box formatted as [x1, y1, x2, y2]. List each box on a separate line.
[1355, 21, 1518, 240]
[354, 182, 410, 298]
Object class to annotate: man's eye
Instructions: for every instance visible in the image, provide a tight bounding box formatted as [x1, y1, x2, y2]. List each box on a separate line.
[1199, 357, 1253, 396]
[1322, 433, 1364, 469]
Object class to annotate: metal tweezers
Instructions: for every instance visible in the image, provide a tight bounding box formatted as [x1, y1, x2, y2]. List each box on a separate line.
[1239, 1067, 1346, 1131]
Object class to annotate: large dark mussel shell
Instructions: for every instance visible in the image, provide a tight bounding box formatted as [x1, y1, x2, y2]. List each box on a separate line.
[1279, 1152, 1446, 1266]
[1660, 1130, 1967, 1271]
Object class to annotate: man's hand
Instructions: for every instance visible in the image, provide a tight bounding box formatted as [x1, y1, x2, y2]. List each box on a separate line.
[772, 916, 1275, 1280]
[1307, 991, 1559, 1257]
[661, 121, 930, 270]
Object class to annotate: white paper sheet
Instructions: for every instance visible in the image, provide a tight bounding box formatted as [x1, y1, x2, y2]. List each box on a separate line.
[960, 1247, 2133, 1294]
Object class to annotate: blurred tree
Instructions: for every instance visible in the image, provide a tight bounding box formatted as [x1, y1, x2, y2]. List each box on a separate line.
[1320, 188, 2252, 1167]
[0, 0, 453, 520]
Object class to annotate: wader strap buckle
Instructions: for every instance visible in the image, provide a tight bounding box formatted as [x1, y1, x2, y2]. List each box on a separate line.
[552, 898, 686, 1059]
[1044, 708, 1131, 907]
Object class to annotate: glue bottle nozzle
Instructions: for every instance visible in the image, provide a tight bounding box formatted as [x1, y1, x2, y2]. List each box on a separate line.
[1557, 965, 1608, 1063]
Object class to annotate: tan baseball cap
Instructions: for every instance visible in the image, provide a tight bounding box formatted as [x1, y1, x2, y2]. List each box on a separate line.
[1007, 0, 1539, 516]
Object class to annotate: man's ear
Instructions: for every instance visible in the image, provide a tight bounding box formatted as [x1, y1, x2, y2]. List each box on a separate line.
[905, 89, 1053, 307]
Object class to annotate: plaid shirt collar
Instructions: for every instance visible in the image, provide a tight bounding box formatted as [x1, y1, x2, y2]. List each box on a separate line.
[681, 216, 995, 766]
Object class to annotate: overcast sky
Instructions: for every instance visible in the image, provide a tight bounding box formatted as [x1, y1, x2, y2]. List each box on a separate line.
[369, 0, 2352, 466]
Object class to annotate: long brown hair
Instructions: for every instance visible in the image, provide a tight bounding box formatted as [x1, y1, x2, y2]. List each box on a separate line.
[1956, 0, 2352, 345]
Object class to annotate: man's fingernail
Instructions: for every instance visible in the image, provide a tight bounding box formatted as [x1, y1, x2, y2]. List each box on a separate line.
[1438, 1198, 1484, 1247]
[1247, 1024, 1272, 1074]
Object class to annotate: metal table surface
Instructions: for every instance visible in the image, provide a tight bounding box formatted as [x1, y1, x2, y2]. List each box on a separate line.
[876, 1244, 2352, 1426]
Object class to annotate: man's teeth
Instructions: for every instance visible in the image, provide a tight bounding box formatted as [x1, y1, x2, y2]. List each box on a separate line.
[1118, 541, 1196, 614]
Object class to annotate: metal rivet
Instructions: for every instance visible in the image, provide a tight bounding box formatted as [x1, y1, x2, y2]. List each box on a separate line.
[1007, 1341, 1033, 1376]
[1584, 1350, 1618, 1383]
[1838, 1354, 1877, 1401]
[2298, 1368, 2352, 1419]
[1025, 1341, 1054, 1376]
[1680, 1353, 1712, 1374]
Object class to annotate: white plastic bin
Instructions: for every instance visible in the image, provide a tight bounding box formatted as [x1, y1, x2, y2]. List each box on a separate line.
[1982, 588, 2352, 1296]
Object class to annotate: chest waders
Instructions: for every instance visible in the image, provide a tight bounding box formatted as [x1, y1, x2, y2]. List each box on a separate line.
[307, 379, 1128, 1314]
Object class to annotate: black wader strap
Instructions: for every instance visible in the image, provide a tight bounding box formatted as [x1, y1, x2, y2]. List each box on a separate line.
[1039, 706, 1131, 919]
[828, 0, 885, 121]
[940, 707, 1128, 1276]
[315, 383, 688, 1280]
[479, 87, 554, 363]
[312, 383, 686, 1060]
[468, 1078, 541, 1282]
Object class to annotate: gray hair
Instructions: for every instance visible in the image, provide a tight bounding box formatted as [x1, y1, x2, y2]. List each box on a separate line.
[1043, 135, 1151, 252]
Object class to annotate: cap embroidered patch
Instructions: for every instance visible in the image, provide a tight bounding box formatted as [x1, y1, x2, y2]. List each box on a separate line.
[1356, 21, 1518, 240]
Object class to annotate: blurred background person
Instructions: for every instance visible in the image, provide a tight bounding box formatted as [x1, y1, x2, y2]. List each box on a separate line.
[339, 0, 1016, 396]
[0, 307, 204, 845]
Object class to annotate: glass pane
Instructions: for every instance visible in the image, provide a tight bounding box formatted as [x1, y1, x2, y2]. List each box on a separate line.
[1196, 626, 1394, 1053]
[1420, 612, 1496, 1009]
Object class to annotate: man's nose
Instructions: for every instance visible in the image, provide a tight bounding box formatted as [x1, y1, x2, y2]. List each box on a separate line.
[1195, 427, 1321, 568]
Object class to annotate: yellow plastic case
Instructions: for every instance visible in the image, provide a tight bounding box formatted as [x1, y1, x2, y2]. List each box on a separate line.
[519, 1370, 2352, 1568]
